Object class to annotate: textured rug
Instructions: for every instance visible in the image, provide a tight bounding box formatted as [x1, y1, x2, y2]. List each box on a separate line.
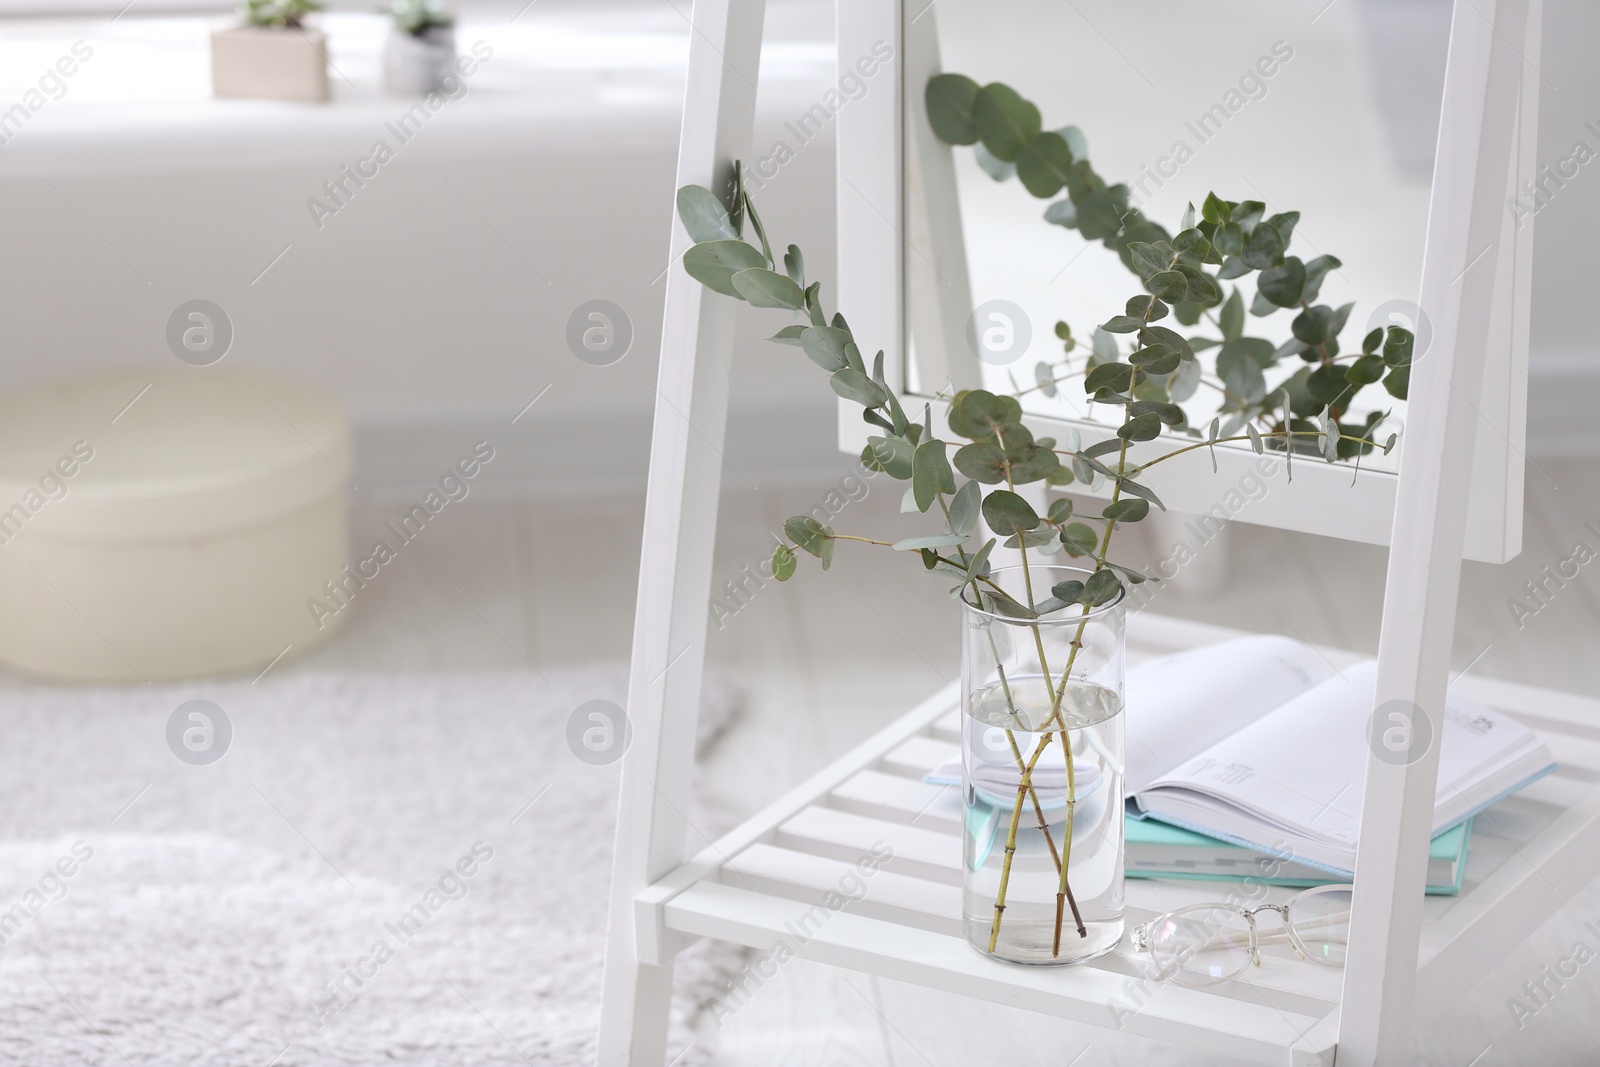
[0, 668, 741, 1066]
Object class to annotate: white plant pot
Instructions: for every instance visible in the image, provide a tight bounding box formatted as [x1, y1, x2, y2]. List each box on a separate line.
[384, 26, 457, 95]
[211, 24, 330, 102]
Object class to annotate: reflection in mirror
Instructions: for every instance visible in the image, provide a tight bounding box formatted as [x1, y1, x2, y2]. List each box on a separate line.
[903, 0, 1446, 474]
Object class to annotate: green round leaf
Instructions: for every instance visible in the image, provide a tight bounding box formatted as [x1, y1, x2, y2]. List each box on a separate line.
[1118, 412, 1163, 442]
[1103, 498, 1150, 523]
[947, 389, 1023, 440]
[1257, 256, 1306, 308]
[981, 489, 1039, 536]
[1146, 270, 1188, 303]
[1346, 353, 1387, 386]
[948, 479, 981, 535]
[973, 83, 1042, 163]
[1034, 361, 1058, 398]
[683, 240, 768, 298]
[830, 367, 889, 407]
[1241, 224, 1285, 269]
[1382, 326, 1415, 367]
[1015, 131, 1074, 198]
[952, 441, 1008, 484]
[863, 435, 915, 479]
[772, 544, 797, 580]
[783, 516, 828, 558]
[924, 73, 981, 145]
[1060, 522, 1099, 556]
[1292, 305, 1332, 346]
[676, 185, 737, 243]
[1084, 362, 1134, 394]
[800, 325, 851, 372]
[732, 267, 806, 310]
[1080, 569, 1123, 606]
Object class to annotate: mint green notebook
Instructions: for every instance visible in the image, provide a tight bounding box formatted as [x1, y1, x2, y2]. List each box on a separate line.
[1125, 815, 1471, 896]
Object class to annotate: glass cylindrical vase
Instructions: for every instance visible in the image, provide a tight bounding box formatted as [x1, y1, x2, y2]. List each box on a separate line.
[960, 565, 1126, 965]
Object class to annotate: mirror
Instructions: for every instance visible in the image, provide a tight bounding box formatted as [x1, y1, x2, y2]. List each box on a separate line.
[901, 0, 1447, 476]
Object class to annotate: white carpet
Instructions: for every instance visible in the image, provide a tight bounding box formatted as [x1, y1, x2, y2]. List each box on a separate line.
[0, 668, 741, 1066]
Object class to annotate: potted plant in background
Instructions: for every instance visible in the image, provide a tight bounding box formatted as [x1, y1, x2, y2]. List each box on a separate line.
[384, 0, 457, 95]
[211, 0, 330, 103]
[669, 73, 1410, 964]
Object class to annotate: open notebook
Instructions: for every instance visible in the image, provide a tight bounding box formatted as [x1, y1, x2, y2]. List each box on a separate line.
[1126, 636, 1556, 874]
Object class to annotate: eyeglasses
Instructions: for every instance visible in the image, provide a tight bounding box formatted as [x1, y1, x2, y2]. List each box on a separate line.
[1129, 884, 1352, 986]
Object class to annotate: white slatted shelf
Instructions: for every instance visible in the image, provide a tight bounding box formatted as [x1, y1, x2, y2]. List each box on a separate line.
[638, 613, 1600, 1065]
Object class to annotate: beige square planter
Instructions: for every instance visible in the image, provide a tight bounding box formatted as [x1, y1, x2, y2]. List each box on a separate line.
[211, 25, 330, 102]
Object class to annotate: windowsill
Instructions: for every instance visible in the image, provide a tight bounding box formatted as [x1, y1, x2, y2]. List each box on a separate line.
[0, 10, 832, 175]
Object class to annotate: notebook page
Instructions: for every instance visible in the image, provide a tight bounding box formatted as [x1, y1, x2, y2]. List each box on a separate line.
[1124, 635, 1334, 794]
[1140, 661, 1548, 843]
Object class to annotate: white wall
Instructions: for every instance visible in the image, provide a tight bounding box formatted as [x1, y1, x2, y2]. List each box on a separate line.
[0, 0, 1591, 504]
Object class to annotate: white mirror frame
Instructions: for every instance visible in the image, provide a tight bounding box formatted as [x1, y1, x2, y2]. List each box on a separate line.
[835, 0, 1537, 564]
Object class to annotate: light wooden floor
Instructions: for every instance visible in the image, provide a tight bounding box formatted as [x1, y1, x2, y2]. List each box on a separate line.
[292, 453, 1600, 1065]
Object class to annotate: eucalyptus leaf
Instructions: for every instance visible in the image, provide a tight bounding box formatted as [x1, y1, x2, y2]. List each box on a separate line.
[1382, 326, 1415, 367]
[1127, 242, 1172, 281]
[1140, 326, 1194, 362]
[1217, 255, 1250, 280]
[1050, 582, 1086, 608]
[784, 516, 827, 558]
[1081, 569, 1123, 606]
[1117, 478, 1166, 511]
[1168, 357, 1202, 403]
[1016, 130, 1074, 198]
[1118, 413, 1163, 442]
[830, 367, 888, 407]
[771, 543, 797, 581]
[1292, 305, 1332, 346]
[769, 325, 806, 346]
[892, 532, 969, 551]
[1220, 289, 1245, 340]
[1147, 270, 1188, 303]
[973, 82, 1042, 163]
[1043, 198, 1077, 228]
[981, 489, 1040, 535]
[1130, 400, 1184, 425]
[732, 267, 806, 310]
[682, 239, 767, 298]
[1060, 523, 1099, 556]
[1034, 361, 1058, 397]
[677, 185, 738, 243]
[1177, 264, 1221, 306]
[1084, 362, 1135, 393]
[974, 142, 1016, 182]
[952, 440, 1009, 484]
[783, 244, 805, 287]
[1383, 362, 1410, 400]
[1104, 498, 1150, 523]
[983, 588, 1038, 620]
[863, 434, 915, 479]
[1302, 255, 1342, 303]
[912, 438, 955, 512]
[1346, 353, 1386, 386]
[1257, 256, 1306, 308]
[800, 325, 851, 371]
[1004, 528, 1061, 550]
[924, 73, 981, 144]
[948, 479, 981, 535]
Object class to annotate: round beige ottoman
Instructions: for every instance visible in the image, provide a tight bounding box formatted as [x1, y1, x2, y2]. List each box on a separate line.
[0, 366, 350, 682]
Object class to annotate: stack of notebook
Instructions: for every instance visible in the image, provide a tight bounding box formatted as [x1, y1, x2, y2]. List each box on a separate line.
[932, 635, 1556, 896]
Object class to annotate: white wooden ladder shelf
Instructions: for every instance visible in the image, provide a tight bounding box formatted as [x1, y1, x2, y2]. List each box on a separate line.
[599, 2, 1599, 1064]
